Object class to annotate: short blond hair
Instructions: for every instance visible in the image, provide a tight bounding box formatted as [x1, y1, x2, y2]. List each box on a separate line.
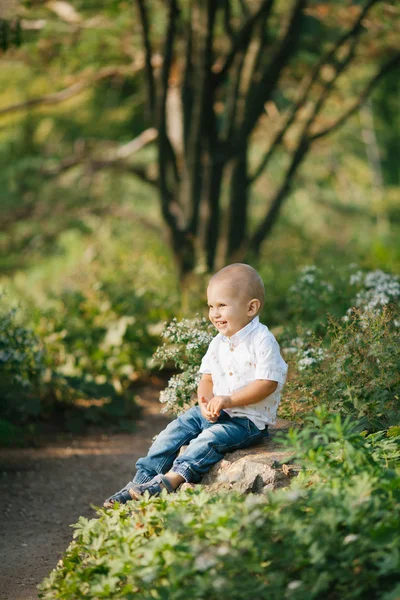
[209, 263, 265, 311]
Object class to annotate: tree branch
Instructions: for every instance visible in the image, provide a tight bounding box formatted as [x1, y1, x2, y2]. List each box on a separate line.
[89, 161, 156, 185]
[186, 0, 218, 232]
[135, 0, 157, 118]
[114, 127, 158, 158]
[248, 48, 400, 255]
[241, 0, 306, 143]
[249, 0, 380, 182]
[238, 0, 250, 18]
[157, 0, 180, 230]
[182, 3, 194, 155]
[222, 0, 235, 42]
[40, 128, 158, 185]
[311, 52, 400, 142]
[0, 65, 134, 118]
[250, 136, 310, 253]
[42, 156, 157, 186]
[213, 0, 274, 86]
[249, 36, 366, 250]
[220, 48, 246, 142]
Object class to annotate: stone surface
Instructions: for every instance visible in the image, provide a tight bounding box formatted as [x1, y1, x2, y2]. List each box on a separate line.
[180, 421, 299, 494]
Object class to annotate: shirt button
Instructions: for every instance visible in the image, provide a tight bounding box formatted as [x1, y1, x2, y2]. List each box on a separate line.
[229, 372, 233, 376]
[230, 347, 234, 352]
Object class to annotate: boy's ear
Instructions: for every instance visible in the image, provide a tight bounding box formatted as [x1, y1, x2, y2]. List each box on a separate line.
[247, 298, 261, 316]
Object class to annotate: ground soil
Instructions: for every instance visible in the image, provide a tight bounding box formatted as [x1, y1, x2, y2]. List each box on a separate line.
[0, 383, 171, 600]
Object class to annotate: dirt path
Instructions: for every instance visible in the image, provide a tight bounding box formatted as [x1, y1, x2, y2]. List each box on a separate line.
[0, 386, 171, 600]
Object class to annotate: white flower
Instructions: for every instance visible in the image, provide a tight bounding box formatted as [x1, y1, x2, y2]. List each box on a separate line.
[287, 580, 303, 591]
[194, 553, 217, 571]
[283, 347, 298, 354]
[343, 534, 358, 545]
[298, 346, 325, 370]
[349, 271, 363, 286]
[298, 357, 315, 369]
[212, 577, 226, 591]
[286, 490, 302, 501]
[352, 270, 400, 314]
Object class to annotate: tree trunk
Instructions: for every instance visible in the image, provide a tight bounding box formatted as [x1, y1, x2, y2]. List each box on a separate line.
[132, 0, 399, 278]
[226, 146, 249, 263]
[203, 155, 225, 273]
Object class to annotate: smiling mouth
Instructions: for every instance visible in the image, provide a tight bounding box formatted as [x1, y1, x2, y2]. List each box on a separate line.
[215, 321, 227, 327]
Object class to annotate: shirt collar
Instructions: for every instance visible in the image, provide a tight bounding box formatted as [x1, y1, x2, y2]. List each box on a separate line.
[221, 316, 259, 346]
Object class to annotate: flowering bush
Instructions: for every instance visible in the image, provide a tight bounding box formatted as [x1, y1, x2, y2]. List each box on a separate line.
[287, 265, 399, 330]
[153, 317, 214, 415]
[39, 411, 400, 600]
[0, 303, 45, 432]
[281, 265, 400, 424]
[287, 307, 400, 431]
[347, 269, 400, 315]
[287, 265, 348, 324]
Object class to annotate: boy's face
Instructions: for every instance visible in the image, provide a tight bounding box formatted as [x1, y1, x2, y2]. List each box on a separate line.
[207, 279, 256, 338]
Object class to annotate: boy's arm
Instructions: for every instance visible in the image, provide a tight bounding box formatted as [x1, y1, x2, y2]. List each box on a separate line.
[197, 373, 217, 422]
[207, 379, 278, 417]
[197, 373, 213, 401]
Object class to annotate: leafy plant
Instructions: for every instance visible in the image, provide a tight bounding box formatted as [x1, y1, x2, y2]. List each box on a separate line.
[0, 301, 45, 441]
[287, 265, 337, 323]
[39, 411, 400, 600]
[288, 307, 400, 431]
[286, 265, 400, 333]
[153, 317, 214, 415]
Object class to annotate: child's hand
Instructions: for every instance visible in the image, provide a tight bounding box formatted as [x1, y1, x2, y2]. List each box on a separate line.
[207, 395, 232, 418]
[199, 396, 218, 422]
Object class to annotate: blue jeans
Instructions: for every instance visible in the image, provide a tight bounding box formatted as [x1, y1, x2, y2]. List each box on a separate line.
[133, 405, 269, 484]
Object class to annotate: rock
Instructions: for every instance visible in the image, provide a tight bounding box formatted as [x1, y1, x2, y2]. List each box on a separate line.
[179, 422, 299, 495]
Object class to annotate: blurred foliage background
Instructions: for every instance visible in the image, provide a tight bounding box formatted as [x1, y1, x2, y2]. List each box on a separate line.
[0, 0, 399, 444]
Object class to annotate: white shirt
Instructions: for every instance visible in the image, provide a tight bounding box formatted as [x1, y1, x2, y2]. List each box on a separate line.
[199, 316, 288, 429]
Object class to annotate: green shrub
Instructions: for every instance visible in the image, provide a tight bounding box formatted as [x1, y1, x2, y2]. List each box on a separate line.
[0, 219, 181, 439]
[286, 265, 400, 333]
[286, 264, 357, 327]
[39, 284, 163, 387]
[153, 317, 214, 415]
[281, 266, 400, 427]
[0, 302, 45, 439]
[39, 411, 400, 600]
[31, 280, 171, 432]
[0, 282, 162, 437]
[288, 307, 400, 431]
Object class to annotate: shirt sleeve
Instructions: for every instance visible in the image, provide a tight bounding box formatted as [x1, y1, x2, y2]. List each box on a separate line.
[199, 338, 216, 374]
[254, 332, 288, 385]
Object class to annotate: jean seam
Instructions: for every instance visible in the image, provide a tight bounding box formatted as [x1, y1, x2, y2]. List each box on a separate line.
[188, 429, 263, 469]
[216, 430, 264, 454]
[171, 467, 191, 482]
[154, 432, 197, 473]
[134, 474, 153, 484]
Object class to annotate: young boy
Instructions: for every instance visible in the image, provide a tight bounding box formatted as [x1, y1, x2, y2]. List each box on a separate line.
[104, 263, 288, 506]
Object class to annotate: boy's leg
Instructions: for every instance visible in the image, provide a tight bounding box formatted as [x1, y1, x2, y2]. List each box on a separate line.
[104, 406, 208, 506]
[133, 405, 210, 484]
[169, 412, 268, 484]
